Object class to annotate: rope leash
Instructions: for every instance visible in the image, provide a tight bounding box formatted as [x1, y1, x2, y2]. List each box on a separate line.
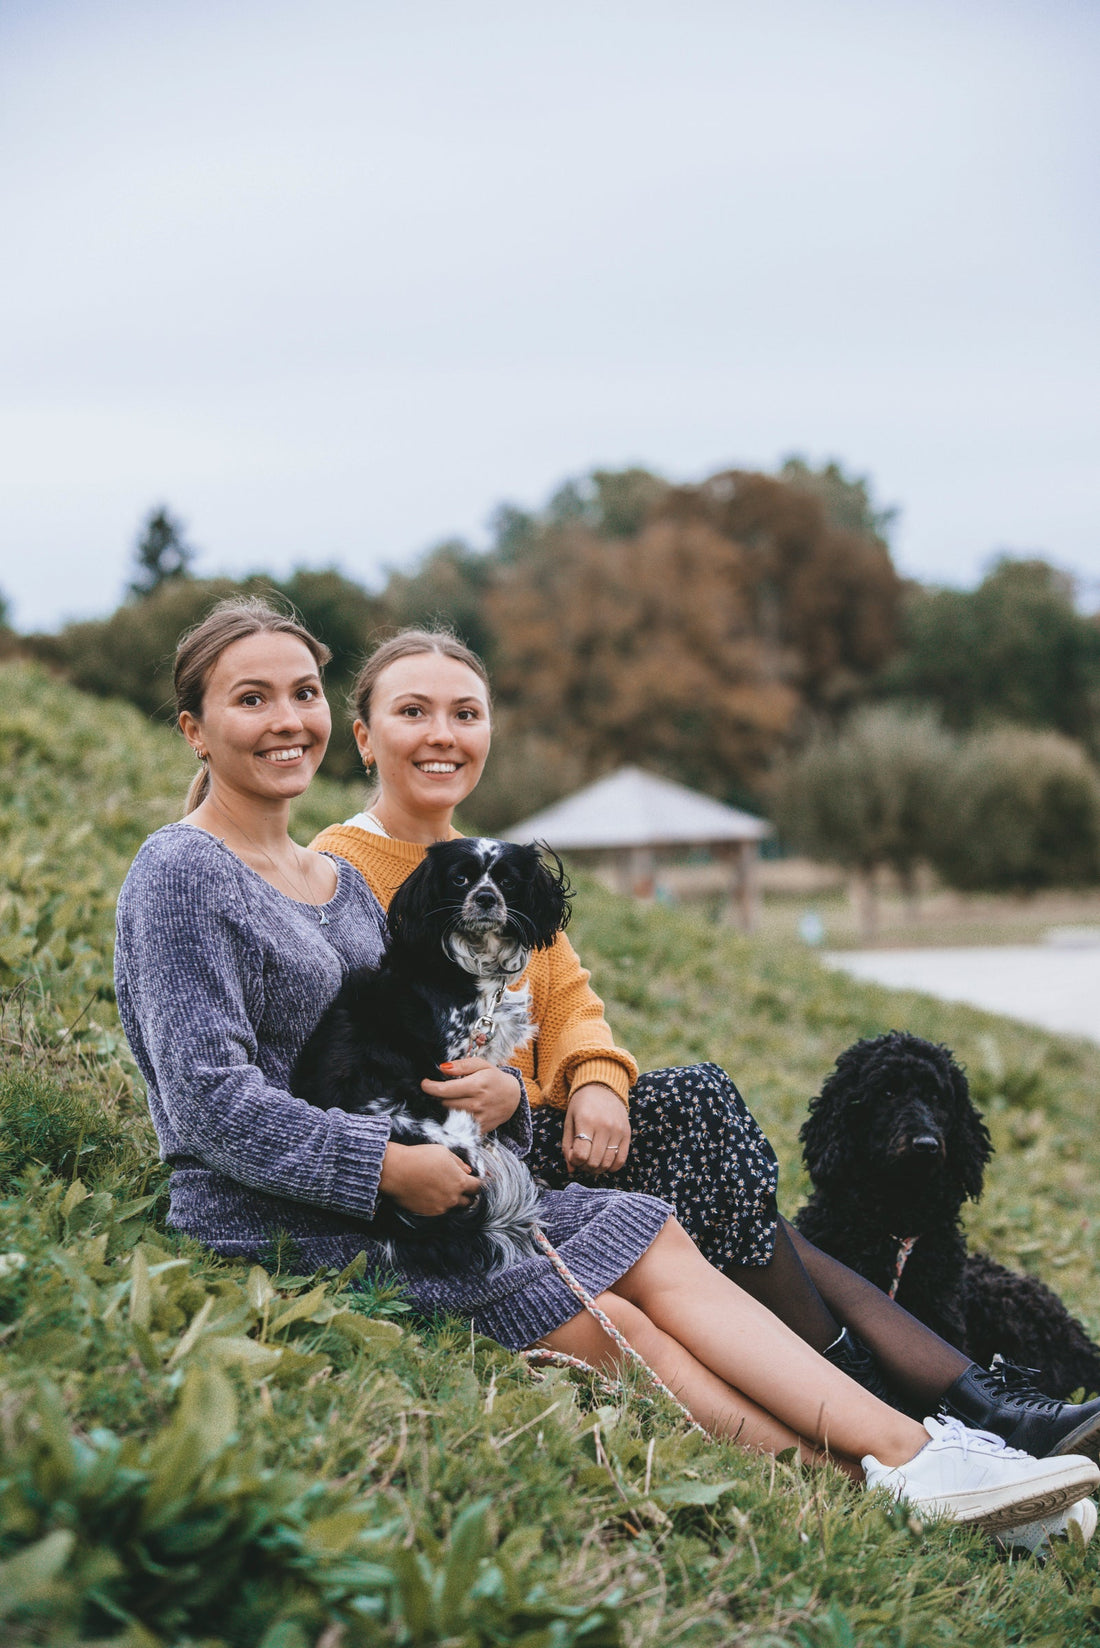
[888, 1233, 919, 1299]
[527, 1228, 708, 1436]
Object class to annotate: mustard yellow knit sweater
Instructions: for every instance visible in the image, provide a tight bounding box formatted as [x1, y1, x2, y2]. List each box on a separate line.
[310, 824, 637, 1111]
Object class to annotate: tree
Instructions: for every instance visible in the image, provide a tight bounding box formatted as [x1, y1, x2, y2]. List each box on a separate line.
[657, 469, 903, 721]
[382, 539, 498, 667]
[778, 456, 898, 542]
[929, 727, 1100, 895]
[128, 507, 196, 599]
[771, 706, 955, 935]
[882, 558, 1100, 753]
[487, 516, 802, 803]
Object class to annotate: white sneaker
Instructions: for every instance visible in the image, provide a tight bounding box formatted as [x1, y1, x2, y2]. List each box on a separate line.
[862, 1415, 1100, 1535]
[999, 1495, 1098, 1555]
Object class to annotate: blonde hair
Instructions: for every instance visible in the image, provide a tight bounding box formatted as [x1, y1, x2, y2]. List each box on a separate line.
[350, 628, 492, 728]
[175, 597, 332, 813]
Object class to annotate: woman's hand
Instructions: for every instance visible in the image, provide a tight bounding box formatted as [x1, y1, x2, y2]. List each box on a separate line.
[563, 1083, 631, 1175]
[421, 1058, 521, 1135]
[378, 1141, 484, 1216]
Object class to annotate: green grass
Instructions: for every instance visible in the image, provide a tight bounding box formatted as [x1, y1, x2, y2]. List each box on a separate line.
[5, 660, 1100, 1646]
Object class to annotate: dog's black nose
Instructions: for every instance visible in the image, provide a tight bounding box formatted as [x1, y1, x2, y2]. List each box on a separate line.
[910, 1134, 942, 1155]
[471, 889, 498, 911]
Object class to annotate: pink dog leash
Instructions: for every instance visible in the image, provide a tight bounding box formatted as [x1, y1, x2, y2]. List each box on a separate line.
[524, 1228, 709, 1436]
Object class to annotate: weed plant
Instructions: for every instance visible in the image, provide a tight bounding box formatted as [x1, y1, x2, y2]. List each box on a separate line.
[4, 662, 1100, 1645]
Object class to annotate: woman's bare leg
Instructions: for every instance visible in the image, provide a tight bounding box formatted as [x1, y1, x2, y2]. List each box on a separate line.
[537, 1292, 861, 1478]
[609, 1220, 928, 1466]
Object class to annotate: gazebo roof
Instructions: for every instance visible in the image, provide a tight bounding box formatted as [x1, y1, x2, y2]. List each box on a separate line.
[504, 765, 772, 850]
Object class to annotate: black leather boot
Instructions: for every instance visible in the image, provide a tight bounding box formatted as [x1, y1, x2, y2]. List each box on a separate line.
[823, 1328, 898, 1406]
[941, 1360, 1100, 1459]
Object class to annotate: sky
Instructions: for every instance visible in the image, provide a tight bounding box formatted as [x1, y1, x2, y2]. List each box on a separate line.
[1, 0, 1098, 631]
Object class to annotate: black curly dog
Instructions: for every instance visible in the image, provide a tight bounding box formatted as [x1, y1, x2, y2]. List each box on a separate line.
[794, 1030, 1100, 1400]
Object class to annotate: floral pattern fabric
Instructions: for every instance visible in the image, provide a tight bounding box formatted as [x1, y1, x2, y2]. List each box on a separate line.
[528, 1063, 779, 1271]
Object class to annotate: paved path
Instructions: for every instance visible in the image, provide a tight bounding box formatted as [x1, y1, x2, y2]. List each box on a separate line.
[822, 945, 1100, 1045]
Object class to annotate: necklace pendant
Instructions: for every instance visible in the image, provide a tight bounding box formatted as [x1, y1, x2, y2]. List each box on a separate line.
[318, 909, 330, 927]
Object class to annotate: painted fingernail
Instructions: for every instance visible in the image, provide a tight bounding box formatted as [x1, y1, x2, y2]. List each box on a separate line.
[439, 1062, 455, 1070]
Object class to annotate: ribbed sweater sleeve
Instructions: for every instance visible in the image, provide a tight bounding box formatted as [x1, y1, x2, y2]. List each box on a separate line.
[115, 831, 392, 1218]
[309, 824, 638, 1110]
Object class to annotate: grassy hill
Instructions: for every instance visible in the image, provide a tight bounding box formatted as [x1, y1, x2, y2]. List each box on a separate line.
[4, 660, 1100, 1647]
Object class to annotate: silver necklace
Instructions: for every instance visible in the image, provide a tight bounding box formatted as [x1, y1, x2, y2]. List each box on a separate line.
[206, 799, 335, 925]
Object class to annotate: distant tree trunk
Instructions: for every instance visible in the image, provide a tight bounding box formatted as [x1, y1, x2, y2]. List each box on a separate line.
[849, 867, 879, 942]
[899, 864, 922, 924]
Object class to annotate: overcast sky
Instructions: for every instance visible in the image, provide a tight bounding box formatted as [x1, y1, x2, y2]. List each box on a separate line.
[1, 0, 1097, 631]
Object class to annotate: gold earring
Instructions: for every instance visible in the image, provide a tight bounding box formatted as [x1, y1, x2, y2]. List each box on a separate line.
[362, 754, 374, 771]
[195, 747, 207, 762]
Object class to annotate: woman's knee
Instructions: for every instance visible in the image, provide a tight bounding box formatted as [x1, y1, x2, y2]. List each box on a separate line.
[534, 1292, 656, 1368]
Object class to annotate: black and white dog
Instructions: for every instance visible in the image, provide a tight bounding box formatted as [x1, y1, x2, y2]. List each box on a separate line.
[292, 838, 572, 1273]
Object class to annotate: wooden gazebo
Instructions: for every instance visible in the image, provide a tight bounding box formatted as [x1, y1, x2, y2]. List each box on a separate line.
[505, 765, 771, 931]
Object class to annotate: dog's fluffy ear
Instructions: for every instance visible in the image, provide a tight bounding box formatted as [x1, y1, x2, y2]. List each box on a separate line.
[523, 842, 573, 947]
[387, 856, 439, 949]
[799, 1074, 857, 1190]
[948, 1057, 992, 1201]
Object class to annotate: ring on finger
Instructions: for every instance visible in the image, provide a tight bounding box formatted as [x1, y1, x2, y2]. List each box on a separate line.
[574, 1132, 593, 1143]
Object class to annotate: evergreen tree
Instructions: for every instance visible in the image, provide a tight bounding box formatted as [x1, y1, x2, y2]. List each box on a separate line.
[129, 507, 196, 598]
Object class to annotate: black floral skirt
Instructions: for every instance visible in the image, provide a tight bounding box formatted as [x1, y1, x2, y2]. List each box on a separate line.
[528, 1063, 780, 1272]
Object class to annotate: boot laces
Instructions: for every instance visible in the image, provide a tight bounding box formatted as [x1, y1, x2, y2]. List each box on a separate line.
[986, 1358, 1063, 1413]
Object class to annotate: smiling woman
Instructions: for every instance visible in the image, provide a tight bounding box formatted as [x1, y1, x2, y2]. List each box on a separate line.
[175, 598, 338, 907]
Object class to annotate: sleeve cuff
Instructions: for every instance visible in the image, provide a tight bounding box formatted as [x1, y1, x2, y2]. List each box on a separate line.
[566, 1058, 633, 1107]
[324, 1111, 393, 1218]
[493, 1068, 533, 1157]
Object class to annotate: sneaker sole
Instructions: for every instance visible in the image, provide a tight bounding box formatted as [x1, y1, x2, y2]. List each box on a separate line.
[997, 1495, 1098, 1555]
[1049, 1411, 1100, 1462]
[909, 1460, 1100, 1536]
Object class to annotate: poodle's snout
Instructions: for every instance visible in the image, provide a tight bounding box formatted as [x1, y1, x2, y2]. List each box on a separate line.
[910, 1133, 944, 1156]
[885, 1106, 946, 1164]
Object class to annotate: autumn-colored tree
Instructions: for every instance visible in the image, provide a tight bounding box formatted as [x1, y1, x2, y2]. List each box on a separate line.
[487, 516, 801, 805]
[657, 469, 903, 720]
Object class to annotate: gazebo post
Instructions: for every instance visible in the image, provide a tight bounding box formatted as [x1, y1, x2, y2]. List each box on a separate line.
[735, 840, 760, 933]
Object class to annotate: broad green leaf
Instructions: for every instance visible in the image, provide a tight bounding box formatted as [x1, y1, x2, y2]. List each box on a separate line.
[0, 1530, 75, 1614]
[200, 1334, 283, 1374]
[650, 1478, 740, 1508]
[129, 1247, 151, 1329]
[166, 1293, 216, 1365]
[246, 1264, 277, 1310]
[328, 1310, 403, 1346]
[267, 1283, 330, 1334]
[60, 1179, 90, 1217]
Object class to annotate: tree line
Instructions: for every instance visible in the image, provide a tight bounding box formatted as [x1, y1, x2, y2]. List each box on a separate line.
[8, 463, 1100, 894]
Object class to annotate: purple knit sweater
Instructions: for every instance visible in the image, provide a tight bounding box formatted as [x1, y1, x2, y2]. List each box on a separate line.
[114, 822, 671, 1349]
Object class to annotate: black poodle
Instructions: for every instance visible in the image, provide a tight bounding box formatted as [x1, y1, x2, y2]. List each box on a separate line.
[793, 1030, 1100, 1400]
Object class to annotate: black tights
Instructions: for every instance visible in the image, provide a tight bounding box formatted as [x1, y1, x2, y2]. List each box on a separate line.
[725, 1216, 970, 1411]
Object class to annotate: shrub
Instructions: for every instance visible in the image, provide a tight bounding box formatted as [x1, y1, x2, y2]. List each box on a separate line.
[931, 726, 1100, 893]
